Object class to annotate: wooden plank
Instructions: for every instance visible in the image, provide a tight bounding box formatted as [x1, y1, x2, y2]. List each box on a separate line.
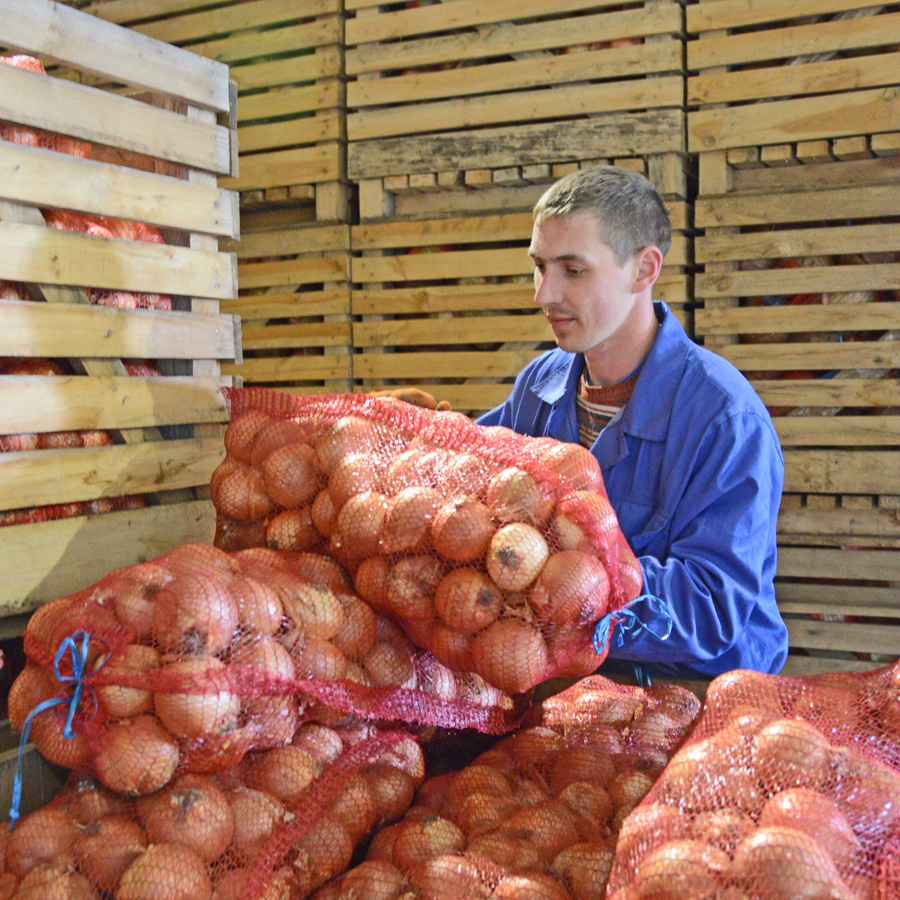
[220, 290, 350, 320]
[784, 618, 900, 658]
[696, 265, 900, 299]
[775, 416, 900, 447]
[687, 0, 888, 32]
[238, 82, 341, 123]
[183, 19, 341, 66]
[231, 48, 342, 93]
[689, 88, 900, 153]
[352, 214, 532, 250]
[0, 0, 230, 112]
[778, 656, 885, 677]
[82, 0, 340, 27]
[778, 545, 900, 582]
[0, 142, 238, 240]
[236, 112, 341, 155]
[352, 248, 531, 284]
[0, 437, 223, 510]
[353, 283, 534, 315]
[0, 65, 231, 174]
[221, 356, 351, 382]
[353, 349, 547, 380]
[229, 225, 349, 259]
[695, 302, 900, 335]
[777, 583, 900, 617]
[348, 76, 684, 142]
[0, 302, 237, 361]
[348, 111, 686, 180]
[753, 378, 900, 408]
[348, 41, 682, 107]
[222, 144, 342, 191]
[0, 501, 216, 616]
[0, 224, 236, 299]
[353, 314, 554, 347]
[0, 376, 229, 434]
[238, 255, 350, 290]
[783, 450, 900, 494]
[718, 342, 900, 372]
[777, 507, 900, 542]
[240, 321, 352, 351]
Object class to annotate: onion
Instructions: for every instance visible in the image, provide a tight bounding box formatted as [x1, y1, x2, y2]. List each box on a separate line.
[551, 841, 616, 900]
[328, 453, 380, 509]
[434, 568, 502, 634]
[486, 523, 549, 591]
[607, 768, 656, 811]
[751, 719, 834, 792]
[95, 644, 160, 718]
[154, 656, 240, 740]
[229, 575, 283, 636]
[74, 814, 147, 892]
[224, 410, 272, 464]
[457, 672, 514, 710]
[536, 440, 603, 493]
[380, 486, 442, 553]
[138, 775, 234, 862]
[251, 696, 301, 749]
[431, 625, 474, 672]
[455, 792, 516, 836]
[316, 416, 381, 474]
[614, 803, 692, 868]
[211, 867, 293, 900]
[243, 745, 322, 805]
[552, 492, 618, 554]
[6, 808, 80, 877]
[408, 853, 493, 900]
[117, 843, 212, 900]
[830, 751, 900, 829]
[151, 573, 240, 656]
[464, 832, 544, 873]
[732, 827, 851, 899]
[631, 839, 730, 900]
[335, 491, 389, 558]
[292, 636, 348, 680]
[94, 715, 180, 795]
[327, 773, 379, 842]
[379, 735, 426, 784]
[499, 800, 580, 861]
[293, 814, 355, 893]
[112, 563, 174, 639]
[261, 441, 323, 508]
[385, 555, 443, 621]
[210, 457, 242, 501]
[336, 860, 408, 900]
[248, 418, 312, 468]
[12, 866, 98, 900]
[494, 872, 573, 900]
[60, 774, 127, 825]
[690, 808, 756, 856]
[471, 617, 548, 694]
[226, 787, 285, 858]
[354, 556, 392, 613]
[557, 781, 613, 827]
[431, 496, 495, 563]
[365, 763, 417, 825]
[486, 467, 554, 525]
[311, 488, 339, 539]
[332, 594, 379, 659]
[362, 640, 417, 689]
[549, 746, 616, 794]
[529, 550, 610, 624]
[382, 447, 447, 493]
[265, 507, 320, 552]
[444, 764, 513, 817]
[281, 582, 345, 640]
[704, 669, 783, 714]
[212, 464, 274, 522]
[392, 815, 466, 871]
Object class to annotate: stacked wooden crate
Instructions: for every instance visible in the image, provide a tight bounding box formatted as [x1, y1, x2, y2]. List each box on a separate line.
[0, 0, 240, 622]
[687, 0, 900, 673]
[77, 0, 354, 394]
[346, 0, 691, 417]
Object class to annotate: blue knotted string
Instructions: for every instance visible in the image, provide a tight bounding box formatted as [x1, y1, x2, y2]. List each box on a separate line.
[592, 593, 673, 657]
[9, 631, 97, 828]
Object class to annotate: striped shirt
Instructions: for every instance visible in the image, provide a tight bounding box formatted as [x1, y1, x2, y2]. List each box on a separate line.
[575, 369, 641, 448]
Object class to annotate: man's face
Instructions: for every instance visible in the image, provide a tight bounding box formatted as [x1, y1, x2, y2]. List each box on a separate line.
[529, 212, 640, 356]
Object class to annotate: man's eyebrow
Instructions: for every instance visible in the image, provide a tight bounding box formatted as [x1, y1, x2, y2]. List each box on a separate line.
[528, 250, 589, 262]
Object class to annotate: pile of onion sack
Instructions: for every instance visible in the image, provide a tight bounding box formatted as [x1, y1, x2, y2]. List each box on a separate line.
[605, 662, 900, 900]
[10, 543, 523, 798]
[0, 721, 424, 900]
[212, 388, 643, 695]
[310, 675, 700, 900]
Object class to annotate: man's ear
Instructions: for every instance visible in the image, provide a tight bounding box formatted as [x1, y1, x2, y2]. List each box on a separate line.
[632, 246, 664, 292]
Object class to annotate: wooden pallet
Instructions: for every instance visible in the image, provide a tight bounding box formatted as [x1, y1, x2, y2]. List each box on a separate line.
[346, 0, 687, 183]
[687, 0, 900, 152]
[77, 0, 348, 221]
[0, 0, 240, 619]
[220, 223, 352, 395]
[351, 201, 692, 416]
[693, 138, 900, 675]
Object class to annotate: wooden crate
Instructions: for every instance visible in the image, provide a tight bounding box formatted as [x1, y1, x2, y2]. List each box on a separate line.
[0, 0, 240, 618]
[77, 0, 348, 221]
[351, 200, 692, 416]
[687, 0, 900, 153]
[693, 140, 900, 676]
[346, 0, 687, 184]
[220, 222, 352, 395]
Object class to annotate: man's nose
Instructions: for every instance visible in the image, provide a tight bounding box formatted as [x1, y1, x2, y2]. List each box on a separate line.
[533, 270, 555, 308]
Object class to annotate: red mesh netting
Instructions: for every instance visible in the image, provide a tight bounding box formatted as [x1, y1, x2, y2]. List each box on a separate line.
[214, 387, 643, 696]
[605, 663, 900, 900]
[1, 722, 424, 900]
[0, 55, 93, 158]
[10, 543, 523, 797]
[312, 675, 701, 900]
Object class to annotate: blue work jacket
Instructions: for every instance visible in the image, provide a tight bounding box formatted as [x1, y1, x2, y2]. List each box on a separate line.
[478, 302, 789, 679]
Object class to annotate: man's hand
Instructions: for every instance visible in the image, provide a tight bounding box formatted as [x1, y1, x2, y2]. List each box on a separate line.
[370, 387, 452, 411]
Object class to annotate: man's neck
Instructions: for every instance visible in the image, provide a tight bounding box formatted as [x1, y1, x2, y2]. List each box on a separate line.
[584, 299, 660, 386]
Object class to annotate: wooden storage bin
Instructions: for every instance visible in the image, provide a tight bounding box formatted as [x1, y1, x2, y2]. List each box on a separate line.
[346, 0, 686, 185]
[220, 223, 352, 395]
[687, 0, 900, 153]
[79, 0, 348, 221]
[0, 0, 240, 618]
[693, 140, 900, 676]
[351, 196, 692, 417]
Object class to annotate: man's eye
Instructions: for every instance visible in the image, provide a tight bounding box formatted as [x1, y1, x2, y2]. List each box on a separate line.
[566, 268, 584, 277]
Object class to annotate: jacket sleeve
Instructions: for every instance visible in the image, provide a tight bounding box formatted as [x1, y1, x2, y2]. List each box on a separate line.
[604, 411, 786, 676]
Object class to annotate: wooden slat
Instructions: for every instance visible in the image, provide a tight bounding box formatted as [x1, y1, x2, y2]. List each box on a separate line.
[0, 142, 238, 239]
[777, 507, 900, 542]
[348, 77, 684, 142]
[241, 321, 351, 351]
[82, 0, 340, 27]
[238, 82, 341, 123]
[353, 349, 547, 380]
[220, 290, 350, 320]
[353, 248, 531, 284]
[230, 225, 349, 259]
[695, 302, 900, 335]
[778, 545, 900, 582]
[784, 617, 900, 658]
[783, 450, 900, 494]
[352, 214, 532, 249]
[0, 437, 223, 510]
[183, 19, 340, 66]
[778, 656, 885, 677]
[0, 224, 236, 299]
[0, 0, 230, 112]
[231, 48, 342, 93]
[237, 113, 342, 155]
[695, 265, 900, 299]
[354, 314, 554, 347]
[718, 342, 900, 372]
[222, 144, 342, 191]
[687, 0, 888, 32]
[0, 376, 229, 434]
[238, 255, 350, 291]
[753, 378, 900, 408]
[0, 501, 216, 616]
[221, 356, 350, 382]
[0, 65, 231, 174]
[349, 111, 685, 180]
[0, 302, 237, 361]
[775, 416, 900, 447]
[776, 582, 900, 617]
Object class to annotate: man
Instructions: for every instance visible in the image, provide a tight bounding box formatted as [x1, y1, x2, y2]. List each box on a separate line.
[477, 166, 789, 679]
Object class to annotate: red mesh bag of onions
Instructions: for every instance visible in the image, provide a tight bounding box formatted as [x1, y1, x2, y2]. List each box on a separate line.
[10, 543, 522, 800]
[212, 388, 643, 696]
[605, 662, 900, 900]
[311, 674, 701, 900]
[0, 722, 424, 900]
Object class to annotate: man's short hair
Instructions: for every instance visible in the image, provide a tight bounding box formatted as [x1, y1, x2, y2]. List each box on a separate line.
[533, 165, 672, 264]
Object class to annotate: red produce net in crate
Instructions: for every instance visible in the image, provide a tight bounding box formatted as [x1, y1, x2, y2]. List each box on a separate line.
[606, 663, 900, 900]
[214, 387, 644, 696]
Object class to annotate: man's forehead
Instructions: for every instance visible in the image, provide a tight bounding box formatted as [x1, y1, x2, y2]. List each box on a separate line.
[529, 212, 608, 256]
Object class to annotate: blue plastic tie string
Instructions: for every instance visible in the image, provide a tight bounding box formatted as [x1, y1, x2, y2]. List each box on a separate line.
[9, 631, 95, 829]
[592, 593, 673, 656]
